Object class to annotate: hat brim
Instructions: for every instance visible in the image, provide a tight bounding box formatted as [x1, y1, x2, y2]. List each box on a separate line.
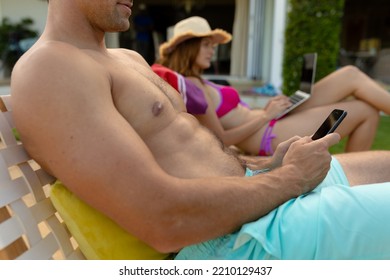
[159, 29, 232, 58]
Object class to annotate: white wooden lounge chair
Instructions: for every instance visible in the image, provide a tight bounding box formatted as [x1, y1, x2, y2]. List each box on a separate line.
[0, 94, 85, 260]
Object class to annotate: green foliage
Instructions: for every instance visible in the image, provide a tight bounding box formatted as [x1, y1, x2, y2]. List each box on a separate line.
[282, 0, 345, 95]
[0, 17, 38, 75]
[330, 115, 390, 154]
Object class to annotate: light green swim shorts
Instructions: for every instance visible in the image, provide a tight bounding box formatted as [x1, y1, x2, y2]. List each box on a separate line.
[175, 157, 390, 260]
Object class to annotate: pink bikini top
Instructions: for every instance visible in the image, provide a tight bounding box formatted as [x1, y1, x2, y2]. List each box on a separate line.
[205, 81, 247, 118]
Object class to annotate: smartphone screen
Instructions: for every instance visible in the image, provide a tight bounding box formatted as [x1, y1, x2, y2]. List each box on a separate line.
[311, 109, 347, 140]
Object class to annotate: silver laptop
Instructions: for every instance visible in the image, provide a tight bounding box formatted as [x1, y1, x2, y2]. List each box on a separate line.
[276, 53, 317, 119]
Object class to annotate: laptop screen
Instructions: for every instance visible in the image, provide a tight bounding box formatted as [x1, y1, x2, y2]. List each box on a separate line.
[299, 53, 317, 93]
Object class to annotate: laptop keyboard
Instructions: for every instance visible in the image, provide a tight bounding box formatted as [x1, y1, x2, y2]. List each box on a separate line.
[289, 94, 305, 104]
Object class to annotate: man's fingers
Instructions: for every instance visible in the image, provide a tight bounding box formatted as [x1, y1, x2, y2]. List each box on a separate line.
[305, 133, 340, 152]
[321, 133, 341, 147]
[293, 133, 340, 153]
[277, 136, 301, 150]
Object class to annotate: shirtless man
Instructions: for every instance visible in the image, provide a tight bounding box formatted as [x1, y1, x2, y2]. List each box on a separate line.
[10, 0, 390, 259]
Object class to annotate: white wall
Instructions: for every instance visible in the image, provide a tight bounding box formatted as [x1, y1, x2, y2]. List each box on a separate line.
[268, 0, 287, 90]
[0, 0, 48, 36]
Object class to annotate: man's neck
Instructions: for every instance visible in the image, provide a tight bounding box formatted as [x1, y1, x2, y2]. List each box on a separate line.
[45, 2, 107, 51]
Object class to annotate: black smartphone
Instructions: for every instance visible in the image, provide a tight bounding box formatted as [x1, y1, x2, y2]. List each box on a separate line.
[311, 109, 347, 140]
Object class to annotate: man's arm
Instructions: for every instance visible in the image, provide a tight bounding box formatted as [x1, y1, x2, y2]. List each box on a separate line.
[11, 43, 339, 253]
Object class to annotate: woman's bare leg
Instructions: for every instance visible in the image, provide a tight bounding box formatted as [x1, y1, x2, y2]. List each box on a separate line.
[271, 100, 379, 152]
[295, 65, 390, 115]
[335, 151, 390, 186]
[343, 103, 379, 152]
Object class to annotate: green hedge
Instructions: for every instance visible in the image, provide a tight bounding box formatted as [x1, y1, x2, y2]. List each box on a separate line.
[282, 0, 345, 95]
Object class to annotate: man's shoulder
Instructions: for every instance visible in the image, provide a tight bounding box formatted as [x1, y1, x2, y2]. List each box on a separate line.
[14, 40, 93, 79]
[24, 40, 84, 59]
[109, 47, 145, 61]
[11, 40, 108, 103]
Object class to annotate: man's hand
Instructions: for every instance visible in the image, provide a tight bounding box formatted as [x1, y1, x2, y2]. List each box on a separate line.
[268, 136, 301, 169]
[282, 133, 341, 194]
[241, 136, 301, 171]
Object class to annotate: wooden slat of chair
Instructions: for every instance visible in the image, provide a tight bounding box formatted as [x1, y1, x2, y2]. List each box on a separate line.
[0, 206, 27, 259]
[0, 94, 85, 260]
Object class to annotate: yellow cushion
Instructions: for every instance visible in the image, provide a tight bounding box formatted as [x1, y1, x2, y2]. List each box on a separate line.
[50, 181, 170, 260]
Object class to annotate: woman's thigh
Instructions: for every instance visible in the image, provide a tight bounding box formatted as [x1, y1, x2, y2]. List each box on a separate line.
[272, 100, 377, 148]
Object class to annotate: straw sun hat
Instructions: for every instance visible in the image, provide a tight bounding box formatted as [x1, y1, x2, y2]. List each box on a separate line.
[159, 16, 232, 58]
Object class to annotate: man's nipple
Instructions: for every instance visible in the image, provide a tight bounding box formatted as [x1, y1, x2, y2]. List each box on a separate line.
[152, 101, 163, 116]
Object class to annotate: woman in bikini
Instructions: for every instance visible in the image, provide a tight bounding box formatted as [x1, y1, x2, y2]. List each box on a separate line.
[155, 16, 390, 155]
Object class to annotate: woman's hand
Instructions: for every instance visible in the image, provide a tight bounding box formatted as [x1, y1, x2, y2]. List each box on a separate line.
[263, 95, 292, 120]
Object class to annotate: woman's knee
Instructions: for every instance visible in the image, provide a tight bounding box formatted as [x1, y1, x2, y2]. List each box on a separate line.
[339, 65, 363, 78]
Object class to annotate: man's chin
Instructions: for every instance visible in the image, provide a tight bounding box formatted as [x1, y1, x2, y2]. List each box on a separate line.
[107, 21, 130, 33]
